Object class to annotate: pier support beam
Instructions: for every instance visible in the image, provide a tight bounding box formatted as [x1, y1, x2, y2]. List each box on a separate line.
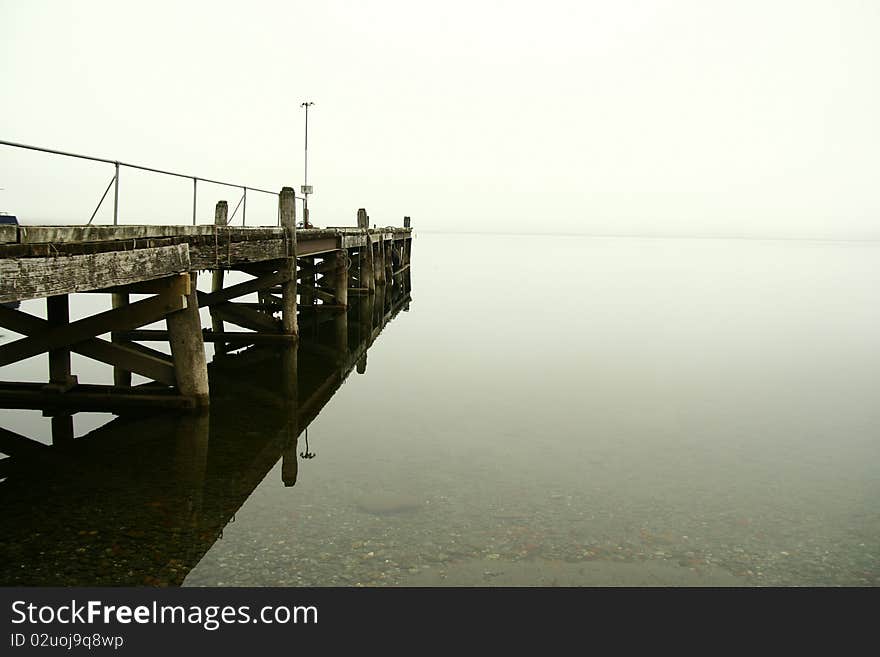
[300, 256, 315, 307]
[46, 295, 76, 391]
[385, 241, 393, 284]
[334, 249, 348, 308]
[362, 240, 375, 294]
[211, 201, 228, 358]
[46, 295, 75, 446]
[167, 273, 209, 405]
[110, 293, 131, 387]
[376, 239, 386, 286]
[279, 187, 298, 339]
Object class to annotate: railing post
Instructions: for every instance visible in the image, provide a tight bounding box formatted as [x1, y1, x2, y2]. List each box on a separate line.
[279, 187, 298, 338]
[192, 178, 198, 225]
[113, 162, 120, 225]
[242, 187, 247, 226]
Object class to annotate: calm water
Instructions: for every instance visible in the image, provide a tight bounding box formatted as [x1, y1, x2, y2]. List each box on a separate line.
[1, 233, 879, 586]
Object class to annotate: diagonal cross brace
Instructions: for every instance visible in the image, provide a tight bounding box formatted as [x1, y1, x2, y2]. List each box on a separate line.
[0, 279, 188, 382]
[0, 306, 177, 384]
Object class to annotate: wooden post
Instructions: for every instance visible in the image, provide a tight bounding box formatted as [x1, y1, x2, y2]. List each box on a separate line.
[46, 294, 75, 446]
[387, 241, 395, 284]
[46, 295, 76, 390]
[404, 237, 412, 292]
[376, 237, 386, 286]
[279, 187, 298, 338]
[300, 256, 315, 307]
[211, 201, 228, 358]
[167, 272, 209, 405]
[110, 293, 131, 387]
[403, 216, 411, 228]
[334, 249, 348, 308]
[363, 236, 375, 294]
[356, 210, 373, 294]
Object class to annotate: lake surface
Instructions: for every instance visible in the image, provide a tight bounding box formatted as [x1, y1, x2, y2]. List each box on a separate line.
[1, 233, 879, 586]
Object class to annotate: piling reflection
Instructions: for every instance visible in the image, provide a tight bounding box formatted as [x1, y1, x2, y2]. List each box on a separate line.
[0, 278, 411, 586]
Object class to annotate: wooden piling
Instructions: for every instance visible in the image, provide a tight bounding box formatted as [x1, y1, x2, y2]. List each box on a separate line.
[279, 187, 298, 338]
[46, 294, 76, 446]
[166, 273, 209, 405]
[334, 249, 348, 308]
[110, 293, 131, 387]
[46, 295, 76, 391]
[403, 216, 411, 228]
[300, 256, 315, 307]
[364, 239, 375, 294]
[385, 241, 393, 284]
[211, 201, 228, 358]
[376, 238, 386, 286]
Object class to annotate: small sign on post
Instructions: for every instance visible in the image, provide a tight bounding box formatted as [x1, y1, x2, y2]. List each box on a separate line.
[301, 185, 313, 195]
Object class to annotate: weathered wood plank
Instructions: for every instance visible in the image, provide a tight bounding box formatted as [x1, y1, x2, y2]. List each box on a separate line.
[340, 233, 370, 249]
[210, 302, 282, 333]
[17, 225, 215, 244]
[297, 237, 339, 256]
[0, 225, 17, 244]
[196, 271, 288, 308]
[87, 276, 194, 295]
[118, 329, 296, 345]
[189, 238, 289, 269]
[0, 243, 190, 303]
[8, 225, 407, 247]
[0, 382, 195, 412]
[296, 283, 337, 304]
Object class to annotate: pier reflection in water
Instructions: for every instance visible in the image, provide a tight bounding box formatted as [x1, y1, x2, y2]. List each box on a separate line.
[0, 278, 411, 586]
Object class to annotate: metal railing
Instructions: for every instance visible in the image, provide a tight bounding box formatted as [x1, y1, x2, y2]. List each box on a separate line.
[0, 139, 305, 227]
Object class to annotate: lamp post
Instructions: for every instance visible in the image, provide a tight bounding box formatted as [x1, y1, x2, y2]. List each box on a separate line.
[300, 101, 314, 228]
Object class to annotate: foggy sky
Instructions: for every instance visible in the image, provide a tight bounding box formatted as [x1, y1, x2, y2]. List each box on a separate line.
[1, 0, 878, 238]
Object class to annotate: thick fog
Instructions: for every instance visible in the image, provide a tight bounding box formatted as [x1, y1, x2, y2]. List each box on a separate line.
[1, 0, 878, 238]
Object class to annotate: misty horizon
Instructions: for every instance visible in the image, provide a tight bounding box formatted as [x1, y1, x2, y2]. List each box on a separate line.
[2, 0, 879, 240]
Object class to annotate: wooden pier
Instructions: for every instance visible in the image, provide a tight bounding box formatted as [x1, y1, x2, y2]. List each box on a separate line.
[0, 279, 412, 585]
[0, 188, 413, 452]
